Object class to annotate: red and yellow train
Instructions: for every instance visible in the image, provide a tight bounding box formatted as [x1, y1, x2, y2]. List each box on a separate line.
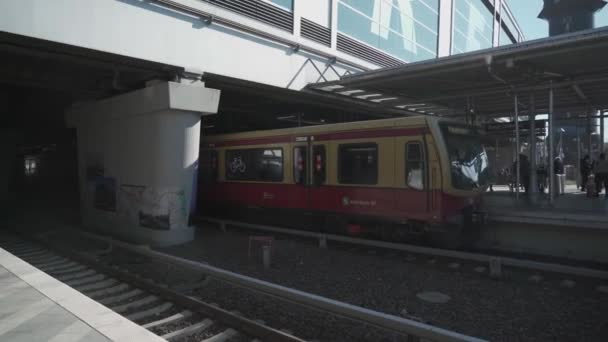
[198, 116, 490, 246]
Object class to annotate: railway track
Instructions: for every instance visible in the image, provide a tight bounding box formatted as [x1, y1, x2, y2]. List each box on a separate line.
[0, 233, 305, 342]
[0, 229, 486, 342]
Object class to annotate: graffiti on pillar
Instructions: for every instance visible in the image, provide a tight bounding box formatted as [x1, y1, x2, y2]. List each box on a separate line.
[119, 184, 187, 231]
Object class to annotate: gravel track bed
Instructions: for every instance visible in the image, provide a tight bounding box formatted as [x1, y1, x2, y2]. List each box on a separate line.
[158, 226, 608, 341]
[193, 279, 405, 342]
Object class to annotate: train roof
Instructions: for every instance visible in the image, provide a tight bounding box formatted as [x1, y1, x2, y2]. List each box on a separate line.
[203, 116, 440, 143]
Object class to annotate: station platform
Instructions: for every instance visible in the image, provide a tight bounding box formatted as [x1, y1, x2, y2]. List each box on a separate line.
[0, 247, 164, 342]
[484, 185, 608, 229]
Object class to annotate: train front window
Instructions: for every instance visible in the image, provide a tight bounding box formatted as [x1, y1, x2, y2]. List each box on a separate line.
[441, 125, 490, 190]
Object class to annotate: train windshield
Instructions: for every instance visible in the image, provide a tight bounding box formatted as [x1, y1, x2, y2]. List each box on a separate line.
[441, 125, 490, 191]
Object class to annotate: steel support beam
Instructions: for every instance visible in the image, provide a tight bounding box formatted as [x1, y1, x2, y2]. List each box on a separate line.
[549, 83, 555, 205]
[529, 94, 538, 201]
[514, 94, 520, 200]
[601, 110, 605, 152]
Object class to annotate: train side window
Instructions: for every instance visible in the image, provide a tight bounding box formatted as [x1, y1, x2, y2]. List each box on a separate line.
[226, 148, 283, 182]
[313, 145, 326, 186]
[199, 149, 218, 184]
[338, 143, 378, 185]
[293, 147, 307, 185]
[406, 142, 424, 190]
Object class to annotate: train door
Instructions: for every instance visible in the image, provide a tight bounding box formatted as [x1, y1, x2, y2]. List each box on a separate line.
[293, 137, 309, 209]
[293, 137, 327, 211]
[396, 136, 429, 218]
[309, 142, 327, 210]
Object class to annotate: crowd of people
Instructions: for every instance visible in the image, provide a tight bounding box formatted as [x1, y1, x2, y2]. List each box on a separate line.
[580, 153, 608, 198]
[503, 153, 608, 198]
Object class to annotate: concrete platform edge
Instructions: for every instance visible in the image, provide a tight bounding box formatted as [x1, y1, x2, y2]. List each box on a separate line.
[0, 247, 165, 342]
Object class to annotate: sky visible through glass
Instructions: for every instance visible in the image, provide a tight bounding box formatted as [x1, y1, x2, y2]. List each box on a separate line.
[508, 0, 608, 40]
[508, 0, 608, 142]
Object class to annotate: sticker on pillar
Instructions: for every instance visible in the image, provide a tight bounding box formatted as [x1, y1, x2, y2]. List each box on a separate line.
[94, 177, 116, 212]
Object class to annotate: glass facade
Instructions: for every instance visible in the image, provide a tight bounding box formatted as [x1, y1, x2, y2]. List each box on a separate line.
[452, 0, 494, 54]
[266, 0, 293, 11]
[337, 0, 440, 62]
[499, 25, 515, 46]
[499, 5, 518, 46]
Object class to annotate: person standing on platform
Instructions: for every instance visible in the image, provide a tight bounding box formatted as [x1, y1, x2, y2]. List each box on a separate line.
[595, 153, 608, 198]
[513, 154, 531, 194]
[581, 155, 594, 192]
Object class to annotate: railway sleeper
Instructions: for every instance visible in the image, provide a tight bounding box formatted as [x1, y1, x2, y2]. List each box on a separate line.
[56, 269, 97, 281]
[200, 328, 239, 342]
[143, 310, 193, 329]
[162, 318, 214, 341]
[13, 249, 50, 258]
[127, 302, 173, 321]
[35, 259, 77, 271]
[22, 253, 64, 264]
[47, 264, 89, 276]
[65, 273, 105, 287]
[99, 288, 144, 306]
[111, 294, 158, 313]
[77, 278, 119, 292]
[86, 282, 130, 298]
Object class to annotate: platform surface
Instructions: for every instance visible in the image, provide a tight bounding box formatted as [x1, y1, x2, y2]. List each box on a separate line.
[0, 247, 165, 342]
[484, 185, 608, 229]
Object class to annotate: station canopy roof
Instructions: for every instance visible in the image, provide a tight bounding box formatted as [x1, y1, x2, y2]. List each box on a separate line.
[306, 27, 608, 119]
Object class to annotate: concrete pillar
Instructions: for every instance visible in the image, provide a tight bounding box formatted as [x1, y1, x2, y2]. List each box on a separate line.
[66, 81, 220, 247]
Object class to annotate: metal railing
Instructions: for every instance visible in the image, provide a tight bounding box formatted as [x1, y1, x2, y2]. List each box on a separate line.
[199, 217, 608, 280]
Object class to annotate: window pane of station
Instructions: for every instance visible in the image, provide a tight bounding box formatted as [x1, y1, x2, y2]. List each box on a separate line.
[338, 0, 439, 62]
[452, 0, 493, 54]
[499, 26, 515, 46]
[226, 148, 284, 182]
[266, 0, 293, 11]
[338, 143, 378, 185]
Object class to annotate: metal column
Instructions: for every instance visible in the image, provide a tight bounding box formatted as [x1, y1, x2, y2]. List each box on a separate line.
[548, 84, 555, 205]
[529, 94, 537, 200]
[577, 122, 582, 189]
[601, 110, 605, 153]
[514, 94, 520, 200]
[587, 111, 593, 156]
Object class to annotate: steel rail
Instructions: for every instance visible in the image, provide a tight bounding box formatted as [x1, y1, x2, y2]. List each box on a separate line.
[47, 228, 486, 342]
[198, 217, 608, 280]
